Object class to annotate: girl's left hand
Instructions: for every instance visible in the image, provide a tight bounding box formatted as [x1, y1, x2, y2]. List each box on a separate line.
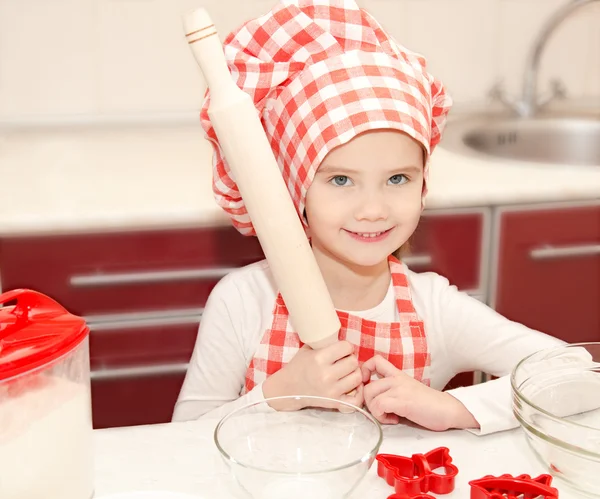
[361, 355, 480, 431]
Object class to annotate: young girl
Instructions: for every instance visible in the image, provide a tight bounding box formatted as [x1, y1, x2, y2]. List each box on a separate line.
[173, 0, 563, 435]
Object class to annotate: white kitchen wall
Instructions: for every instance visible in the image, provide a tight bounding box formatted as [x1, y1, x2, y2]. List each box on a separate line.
[0, 0, 598, 119]
[368, 0, 600, 102]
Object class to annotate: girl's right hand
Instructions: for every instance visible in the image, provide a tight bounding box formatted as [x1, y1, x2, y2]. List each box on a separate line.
[262, 340, 364, 411]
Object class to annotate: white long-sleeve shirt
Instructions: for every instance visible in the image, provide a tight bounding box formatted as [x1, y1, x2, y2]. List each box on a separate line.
[173, 259, 564, 434]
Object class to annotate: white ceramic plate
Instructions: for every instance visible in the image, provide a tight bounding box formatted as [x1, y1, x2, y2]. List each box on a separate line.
[98, 492, 203, 499]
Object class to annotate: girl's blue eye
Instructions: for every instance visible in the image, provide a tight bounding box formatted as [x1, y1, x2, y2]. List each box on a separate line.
[389, 174, 408, 185]
[330, 175, 352, 186]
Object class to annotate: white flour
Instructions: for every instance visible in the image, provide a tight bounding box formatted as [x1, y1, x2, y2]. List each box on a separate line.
[0, 375, 94, 499]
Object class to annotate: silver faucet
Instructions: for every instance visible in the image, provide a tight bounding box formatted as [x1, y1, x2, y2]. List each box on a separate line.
[492, 0, 599, 118]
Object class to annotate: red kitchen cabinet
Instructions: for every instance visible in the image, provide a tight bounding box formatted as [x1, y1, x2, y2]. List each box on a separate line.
[493, 202, 600, 343]
[0, 225, 264, 428]
[0, 226, 265, 316]
[409, 209, 488, 294]
[87, 313, 201, 428]
[88, 320, 200, 370]
[91, 367, 187, 429]
[0, 210, 487, 426]
[409, 208, 490, 390]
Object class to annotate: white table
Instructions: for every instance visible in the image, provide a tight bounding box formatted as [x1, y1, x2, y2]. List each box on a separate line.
[93, 419, 580, 498]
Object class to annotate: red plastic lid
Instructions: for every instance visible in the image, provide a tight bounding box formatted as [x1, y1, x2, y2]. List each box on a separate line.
[0, 289, 89, 381]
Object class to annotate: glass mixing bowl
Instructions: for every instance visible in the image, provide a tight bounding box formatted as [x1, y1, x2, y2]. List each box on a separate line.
[214, 396, 382, 499]
[512, 342, 600, 497]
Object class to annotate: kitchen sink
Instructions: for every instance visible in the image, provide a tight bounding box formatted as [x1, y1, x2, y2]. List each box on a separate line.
[440, 114, 600, 167]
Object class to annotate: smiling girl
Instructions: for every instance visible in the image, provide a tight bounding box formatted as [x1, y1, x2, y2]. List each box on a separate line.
[173, 0, 563, 435]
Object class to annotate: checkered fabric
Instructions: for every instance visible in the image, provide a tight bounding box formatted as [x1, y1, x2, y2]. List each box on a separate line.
[243, 256, 431, 393]
[201, 0, 452, 236]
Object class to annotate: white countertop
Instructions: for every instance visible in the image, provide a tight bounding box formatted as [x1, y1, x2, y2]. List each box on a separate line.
[93, 418, 582, 498]
[0, 115, 599, 237]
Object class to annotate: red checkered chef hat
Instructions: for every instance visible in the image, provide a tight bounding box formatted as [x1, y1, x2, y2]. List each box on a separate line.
[201, 0, 452, 236]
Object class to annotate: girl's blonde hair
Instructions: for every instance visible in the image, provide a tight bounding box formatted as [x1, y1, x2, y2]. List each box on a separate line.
[392, 240, 411, 260]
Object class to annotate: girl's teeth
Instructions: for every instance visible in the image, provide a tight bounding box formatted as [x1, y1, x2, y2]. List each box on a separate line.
[357, 232, 383, 238]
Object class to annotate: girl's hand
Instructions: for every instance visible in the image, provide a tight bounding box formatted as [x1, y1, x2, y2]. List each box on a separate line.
[361, 355, 479, 431]
[263, 340, 364, 411]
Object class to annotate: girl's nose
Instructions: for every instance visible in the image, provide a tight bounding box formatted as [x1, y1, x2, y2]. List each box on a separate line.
[355, 190, 388, 221]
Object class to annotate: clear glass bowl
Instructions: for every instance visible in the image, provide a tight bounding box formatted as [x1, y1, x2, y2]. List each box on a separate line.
[512, 342, 600, 496]
[214, 396, 383, 499]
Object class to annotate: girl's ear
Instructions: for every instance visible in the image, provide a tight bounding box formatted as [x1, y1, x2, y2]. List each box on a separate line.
[303, 210, 312, 240]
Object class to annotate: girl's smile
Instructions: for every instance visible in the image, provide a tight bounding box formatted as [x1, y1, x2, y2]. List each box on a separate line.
[343, 227, 395, 243]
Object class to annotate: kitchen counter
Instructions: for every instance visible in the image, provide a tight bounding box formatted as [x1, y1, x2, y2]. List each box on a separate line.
[0, 116, 599, 236]
[93, 418, 582, 498]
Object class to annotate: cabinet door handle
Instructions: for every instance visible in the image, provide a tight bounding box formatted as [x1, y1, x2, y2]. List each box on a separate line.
[530, 244, 600, 260]
[402, 254, 432, 267]
[70, 266, 237, 287]
[85, 308, 203, 332]
[91, 362, 189, 381]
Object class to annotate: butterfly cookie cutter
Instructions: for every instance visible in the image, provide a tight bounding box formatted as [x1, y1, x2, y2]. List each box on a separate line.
[376, 446, 458, 498]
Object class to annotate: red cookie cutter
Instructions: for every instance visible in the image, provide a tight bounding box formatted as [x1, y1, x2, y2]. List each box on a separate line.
[469, 473, 559, 499]
[376, 446, 458, 498]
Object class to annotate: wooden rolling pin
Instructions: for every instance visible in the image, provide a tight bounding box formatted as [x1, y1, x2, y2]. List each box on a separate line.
[182, 9, 341, 350]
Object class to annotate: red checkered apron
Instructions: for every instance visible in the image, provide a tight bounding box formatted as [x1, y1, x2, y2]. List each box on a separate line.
[244, 256, 430, 393]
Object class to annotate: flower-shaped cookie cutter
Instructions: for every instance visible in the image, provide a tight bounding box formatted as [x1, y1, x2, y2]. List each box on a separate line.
[376, 446, 458, 498]
[469, 473, 559, 499]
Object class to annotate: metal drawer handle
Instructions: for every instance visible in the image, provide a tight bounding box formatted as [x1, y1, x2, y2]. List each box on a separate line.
[70, 266, 237, 287]
[530, 244, 600, 260]
[402, 254, 432, 267]
[91, 362, 189, 381]
[85, 308, 203, 332]
[72, 257, 433, 286]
